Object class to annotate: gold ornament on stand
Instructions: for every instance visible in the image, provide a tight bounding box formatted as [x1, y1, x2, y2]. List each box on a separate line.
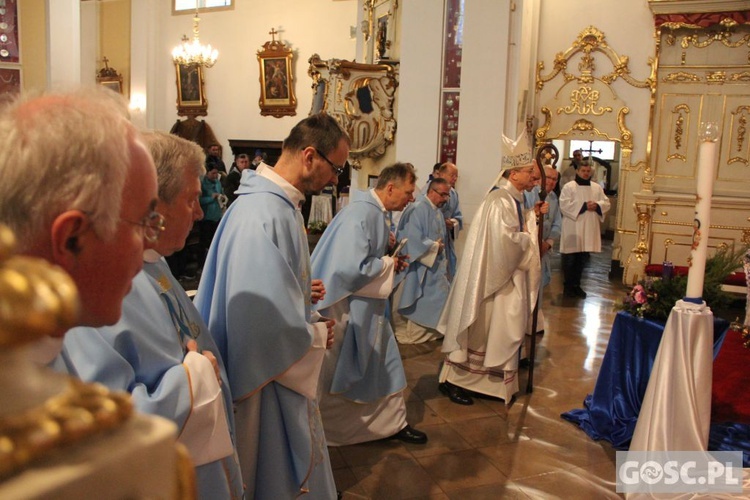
[0, 224, 133, 480]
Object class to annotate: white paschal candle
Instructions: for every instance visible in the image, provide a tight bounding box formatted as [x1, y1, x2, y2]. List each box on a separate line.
[685, 122, 719, 300]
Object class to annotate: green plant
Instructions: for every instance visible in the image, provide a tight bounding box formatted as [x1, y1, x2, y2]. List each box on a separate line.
[617, 245, 748, 322]
[307, 220, 328, 235]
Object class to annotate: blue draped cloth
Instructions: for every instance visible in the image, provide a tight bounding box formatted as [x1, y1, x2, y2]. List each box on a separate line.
[709, 422, 750, 467]
[561, 311, 729, 449]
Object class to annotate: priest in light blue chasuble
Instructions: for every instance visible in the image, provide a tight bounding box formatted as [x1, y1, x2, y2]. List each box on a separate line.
[195, 114, 347, 499]
[311, 163, 428, 446]
[432, 162, 463, 281]
[395, 177, 452, 344]
[54, 132, 243, 499]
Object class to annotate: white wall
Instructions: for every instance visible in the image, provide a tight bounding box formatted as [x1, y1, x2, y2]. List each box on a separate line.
[149, 0, 358, 158]
[47, 0, 81, 86]
[454, 0, 512, 221]
[393, 0, 444, 185]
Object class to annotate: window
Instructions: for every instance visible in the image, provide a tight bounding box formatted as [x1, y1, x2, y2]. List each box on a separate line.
[569, 140, 617, 161]
[173, 0, 232, 14]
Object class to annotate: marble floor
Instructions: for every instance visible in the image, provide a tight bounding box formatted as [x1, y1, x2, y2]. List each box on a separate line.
[330, 242, 630, 499]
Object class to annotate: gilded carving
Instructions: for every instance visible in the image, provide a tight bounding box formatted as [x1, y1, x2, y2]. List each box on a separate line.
[728, 105, 750, 166]
[743, 229, 750, 246]
[308, 54, 399, 169]
[572, 118, 594, 131]
[729, 71, 750, 82]
[535, 107, 552, 139]
[535, 26, 654, 93]
[662, 71, 701, 83]
[558, 86, 612, 116]
[674, 113, 684, 151]
[624, 203, 653, 283]
[706, 71, 726, 84]
[679, 28, 750, 50]
[617, 107, 633, 151]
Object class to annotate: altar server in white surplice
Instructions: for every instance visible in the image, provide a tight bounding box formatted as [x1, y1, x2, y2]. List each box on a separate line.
[559, 162, 610, 299]
[195, 114, 345, 499]
[311, 163, 428, 446]
[395, 177, 452, 344]
[437, 133, 542, 406]
[56, 132, 243, 499]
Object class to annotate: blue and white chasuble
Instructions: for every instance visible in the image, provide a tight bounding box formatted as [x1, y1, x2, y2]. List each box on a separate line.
[440, 188, 463, 280]
[396, 194, 450, 330]
[524, 186, 561, 288]
[195, 166, 336, 499]
[55, 256, 243, 500]
[310, 189, 408, 445]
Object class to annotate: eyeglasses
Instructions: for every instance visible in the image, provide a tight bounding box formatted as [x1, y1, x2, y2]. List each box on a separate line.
[121, 211, 165, 243]
[430, 188, 451, 198]
[314, 148, 348, 177]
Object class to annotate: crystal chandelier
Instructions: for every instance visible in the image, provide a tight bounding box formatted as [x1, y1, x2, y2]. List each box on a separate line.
[171, 9, 218, 68]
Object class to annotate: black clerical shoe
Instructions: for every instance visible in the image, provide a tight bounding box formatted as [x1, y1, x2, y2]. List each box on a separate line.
[574, 286, 588, 299]
[438, 382, 474, 405]
[392, 425, 428, 444]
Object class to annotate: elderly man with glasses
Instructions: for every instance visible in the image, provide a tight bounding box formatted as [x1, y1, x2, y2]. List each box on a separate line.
[195, 113, 345, 499]
[437, 133, 544, 406]
[431, 162, 463, 281]
[395, 177, 453, 344]
[55, 132, 243, 500]
[0, 88, 160, 362]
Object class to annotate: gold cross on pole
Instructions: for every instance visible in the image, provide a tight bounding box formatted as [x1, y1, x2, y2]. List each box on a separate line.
[269, 28, 278, 42]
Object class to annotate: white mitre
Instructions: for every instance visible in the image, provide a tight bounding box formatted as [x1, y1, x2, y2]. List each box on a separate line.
[488, 132, 534, 191]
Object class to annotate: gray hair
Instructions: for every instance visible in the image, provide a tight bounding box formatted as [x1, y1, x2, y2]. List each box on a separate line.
[141, 131, 205, 204]
[0, 87, 135, 249]
[376, 162, 417, 189]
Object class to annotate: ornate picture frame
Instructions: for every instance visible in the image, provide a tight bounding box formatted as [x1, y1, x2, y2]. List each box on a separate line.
[175, 63, 207, 117]
[257, 29, 297, 118]
[362, 0, 399, 63]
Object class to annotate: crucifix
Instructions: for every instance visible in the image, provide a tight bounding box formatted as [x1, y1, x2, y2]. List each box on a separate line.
[268, 28, 278, 42]
[580, 140, 603, 161]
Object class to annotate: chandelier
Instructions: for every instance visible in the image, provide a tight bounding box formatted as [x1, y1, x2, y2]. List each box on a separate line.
[172, 9, 218, 68]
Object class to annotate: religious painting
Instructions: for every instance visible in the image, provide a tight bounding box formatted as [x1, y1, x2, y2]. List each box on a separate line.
[0, 66, 21, 96]
[257, 29, 297, 118]
[0, 1, 20, 64]
[175, 63, 207, 117]
[362, 0, 398, 63]
[375, 14, 390, 60]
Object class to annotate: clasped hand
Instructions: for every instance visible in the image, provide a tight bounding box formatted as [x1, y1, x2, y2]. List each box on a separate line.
[186, 339, 221, 385]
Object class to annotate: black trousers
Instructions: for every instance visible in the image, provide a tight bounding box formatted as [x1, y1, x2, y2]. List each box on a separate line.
[561, 252, 589, 288]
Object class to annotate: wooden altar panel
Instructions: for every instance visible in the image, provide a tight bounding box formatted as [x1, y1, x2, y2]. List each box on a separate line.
[653, 93, 704, 183]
